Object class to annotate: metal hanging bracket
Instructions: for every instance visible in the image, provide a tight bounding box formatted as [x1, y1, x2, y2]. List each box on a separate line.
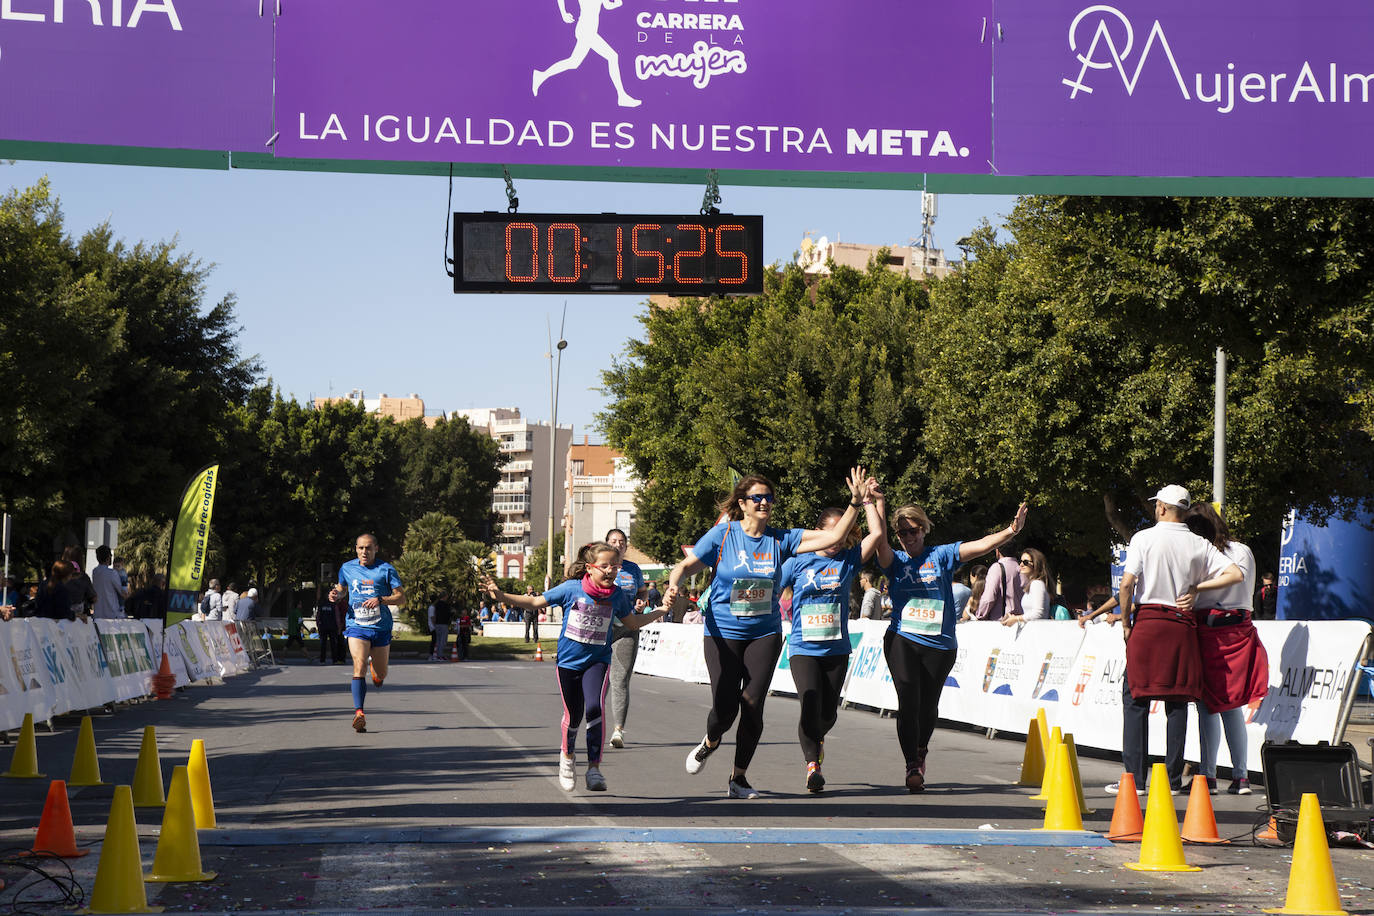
[700, 169, 722, 216]
[503, 166, 519, 213]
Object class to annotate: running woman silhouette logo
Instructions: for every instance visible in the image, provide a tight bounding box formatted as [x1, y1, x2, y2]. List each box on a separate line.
[733, 549, 753, 572]
[533, 0, 640, 108]
[896, 563, 920, 587]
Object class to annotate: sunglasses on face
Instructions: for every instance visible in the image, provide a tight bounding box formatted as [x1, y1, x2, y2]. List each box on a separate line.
[1019, 558, 1033, 566]
[896, 526, 923, 537]
[744, 493, 776, 505]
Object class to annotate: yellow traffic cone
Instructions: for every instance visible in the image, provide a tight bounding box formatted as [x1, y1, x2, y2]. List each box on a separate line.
[79, 786, 162, 914]
[132, 727, 165, 808]
[145, 766, 216, 883]
[69, 715, 107, 787]
[1264, 793, 1348, 915]
[3, 713, 45, 778]
[1016, 717, 1046, 787]
[186, 739, 216, 829]
[1040, 741, 1084, 831]
[1063, 734, 1094, 814]
[1035, 707, 1050, 751]
[1030, 726, 1063, 801]
[1125, 762, 1201, 872]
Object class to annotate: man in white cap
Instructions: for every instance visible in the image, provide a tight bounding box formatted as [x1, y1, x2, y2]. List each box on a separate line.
[236, 588, 258, 622]
[1111, 484, 1242, 795]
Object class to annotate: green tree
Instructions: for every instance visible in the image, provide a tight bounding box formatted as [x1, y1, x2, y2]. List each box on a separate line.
[524, 530, 566, 591]
[396, 417, 503, 540]
[397, 511, 489, 619]
[918, 196, 1374, 571]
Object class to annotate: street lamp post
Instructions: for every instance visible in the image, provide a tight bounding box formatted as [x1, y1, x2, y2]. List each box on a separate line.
[545, 306, 568, 591]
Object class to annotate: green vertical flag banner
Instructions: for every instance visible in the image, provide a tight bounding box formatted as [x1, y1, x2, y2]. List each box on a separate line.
[167, 463, 219, 615]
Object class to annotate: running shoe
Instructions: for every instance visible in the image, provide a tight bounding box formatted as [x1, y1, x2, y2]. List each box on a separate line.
[727, 775, 760, 798]
[585, 766, 608, 791]
[905, 766, 924, 793]
[610, 727, 625, 749]
[1104, 781, 1145, 796]
[558, 754, 576, 791]
[1228, 778, 1253, 795]
[369, 661, 383, 687]
[685, 736, 718, 774]
[806, 762, 825, 794]
[916, 746, 929, 779]
[352, 709, 367, 733]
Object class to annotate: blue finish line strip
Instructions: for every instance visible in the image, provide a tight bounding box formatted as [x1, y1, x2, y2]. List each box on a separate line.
[197, 826, 1112, 848]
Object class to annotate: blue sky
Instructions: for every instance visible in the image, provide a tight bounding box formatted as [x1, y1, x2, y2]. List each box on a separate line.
[4, 160, 1014, 438]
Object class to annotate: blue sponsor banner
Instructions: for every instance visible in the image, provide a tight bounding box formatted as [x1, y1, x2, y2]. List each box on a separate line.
[1277, 510, 1374, 621]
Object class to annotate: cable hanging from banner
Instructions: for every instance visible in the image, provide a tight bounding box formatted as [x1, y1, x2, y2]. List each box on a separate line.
[700, 169, 722, 216]
[503, 166, 520, 213]
[443, 163, 455, 279]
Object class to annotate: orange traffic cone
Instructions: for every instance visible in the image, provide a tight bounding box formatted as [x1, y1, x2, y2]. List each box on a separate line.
[1264, 793, 1348, 915]
[30, 780, 88, 858]
[450, 642, 458, 662]
[534, 643, 544, 662]
[1181, 774, 1228, 844]
[1257, 815, 1280, 841]
[151, 653, 175, 700]
[1106, 772, 1144, 841]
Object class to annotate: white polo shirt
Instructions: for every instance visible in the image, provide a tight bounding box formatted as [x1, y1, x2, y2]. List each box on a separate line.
[1195, 540, 1256, 612]
[1123, 522, 1233, 607]
[92, 564, 125, 619]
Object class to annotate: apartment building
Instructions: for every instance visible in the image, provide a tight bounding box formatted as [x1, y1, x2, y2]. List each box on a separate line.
[454, 407, 572, 580]
[312, 389, 443, 427]
[563, 439, 651, 567]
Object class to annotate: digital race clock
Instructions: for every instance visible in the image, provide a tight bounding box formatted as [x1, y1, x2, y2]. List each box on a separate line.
[452, 212, 763, 295]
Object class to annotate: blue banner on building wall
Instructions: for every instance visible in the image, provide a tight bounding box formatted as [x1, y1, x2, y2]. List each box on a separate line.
[1277, 510, 1374, 621]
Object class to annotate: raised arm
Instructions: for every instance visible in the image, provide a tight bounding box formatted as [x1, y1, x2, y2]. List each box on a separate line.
[860, 477, 889, 566]
[797, 466, 867, 553]
[957, 503, 1029, 563]
[483, 578, 550, 611]
[663, 552, 706, 607]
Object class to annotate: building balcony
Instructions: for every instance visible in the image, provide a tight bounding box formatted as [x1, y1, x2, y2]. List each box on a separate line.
[493, 499, 530, 514]
[496, 480, 530, 493]
[503, 459, 534, 473]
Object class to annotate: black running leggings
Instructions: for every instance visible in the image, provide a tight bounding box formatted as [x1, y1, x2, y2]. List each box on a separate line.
[790, 653, 849, 763]
[702, 632, 782, 771]
[882, 631, 956, 767]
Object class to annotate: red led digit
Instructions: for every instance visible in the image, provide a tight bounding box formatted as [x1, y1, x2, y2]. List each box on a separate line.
[715, 224, 748, 285]
[632, 223, 666, 283]
[505, 222, 538, 282]
[616, 226, 624, 281]
[546, 222, 581, 283]
[672, 224, 706, 284]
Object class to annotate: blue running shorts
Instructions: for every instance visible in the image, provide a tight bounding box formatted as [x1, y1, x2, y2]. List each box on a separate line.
[343, 625, 392, 647]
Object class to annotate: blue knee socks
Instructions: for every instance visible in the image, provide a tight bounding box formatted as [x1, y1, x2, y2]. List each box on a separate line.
[351, 676, 366, 709]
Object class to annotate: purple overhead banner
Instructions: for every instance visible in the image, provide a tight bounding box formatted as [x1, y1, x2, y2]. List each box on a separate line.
[274, 0, 994, 174]
[0, 0, 272, 151]
[995, 1, 1374, 178]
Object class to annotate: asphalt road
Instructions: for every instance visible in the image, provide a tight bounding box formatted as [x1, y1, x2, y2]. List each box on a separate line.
[1, 655, 1370, 914]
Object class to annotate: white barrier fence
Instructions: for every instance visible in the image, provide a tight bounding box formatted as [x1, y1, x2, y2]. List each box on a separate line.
[0, 617, 259, 732]
[636, 619, 1372, 770]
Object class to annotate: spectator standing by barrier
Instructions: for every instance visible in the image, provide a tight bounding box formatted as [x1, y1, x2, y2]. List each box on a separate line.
[112, 556, 129, 615]
[606, 527, 647, 749]
[429, 593, 453, 661]
[1114, 485, 1242, 795]
[1185, 502, 1267, 795]
[62, 547, 96, 619]
[36, 562, 74, 620]
[859, 571, 884, 619]
[330, 532, 405, 733]
[456, 604, 474, 660]
[222, 581, 240, 622]
[485, 542, 667, 792]
[1255, 571, 1278, 620]
[959, 565, 989, 621]
[91, 545, 127, 619]
[236, 587, 258, 622]
[867, 486, 1028, 793]
[780, 489, 884, 793]
[128, 574, 167, 624]
[1002, 548, 1052, 625]
[316, 594, 341, 664]
[975, 546, 1024, 621]
[203, 579, 223, 620]
[664, 467, 868, 799]
[523, 586, 540, 643]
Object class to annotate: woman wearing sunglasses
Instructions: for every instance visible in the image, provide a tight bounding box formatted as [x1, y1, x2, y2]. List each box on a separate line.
[665, 466, 868, 798]
[1001, 548, 1052, 625]
[866, 489, 1028, 791]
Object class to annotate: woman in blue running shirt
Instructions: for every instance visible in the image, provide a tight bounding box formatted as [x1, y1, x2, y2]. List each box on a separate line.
[485, 541, 666, 793]
[665, 466, 868, 799]
[329, 533, 405, 734]
[779, 479, 885, 793]
[866, 490, 1027, 792]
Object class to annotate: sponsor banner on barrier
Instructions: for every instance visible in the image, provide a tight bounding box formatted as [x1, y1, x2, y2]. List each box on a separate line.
[57, 619, 115, 711]
[996, 1, 1374, 178]
[770, 622, 864, 698]
[940, 622, 1087, 734]
[0, 3, 272, 151]
[633, 623, 708, 683]
[275, 0, 993, 173]
[170, 621, 220, 682]
[840, 621, 897, 711]
[94, 619, 161, 702]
